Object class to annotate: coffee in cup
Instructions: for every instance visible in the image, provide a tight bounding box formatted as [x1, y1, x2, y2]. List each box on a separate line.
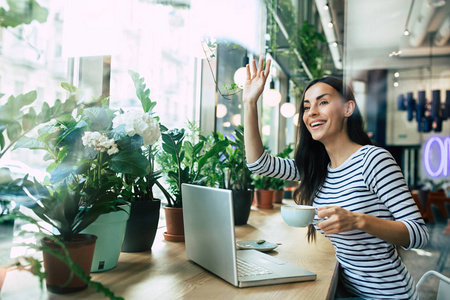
[281, 205, 319, 227]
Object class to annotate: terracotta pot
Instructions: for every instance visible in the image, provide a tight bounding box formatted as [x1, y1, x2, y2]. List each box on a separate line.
[42, 234, 97, 294]
[273, 189, 285, 204]
[122, 199, 161, 252]
[254, 189, 275, 209]
[163, 206, 184, 242]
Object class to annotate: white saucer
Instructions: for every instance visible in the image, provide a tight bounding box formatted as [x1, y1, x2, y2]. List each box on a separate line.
[236, 240, 278, 252]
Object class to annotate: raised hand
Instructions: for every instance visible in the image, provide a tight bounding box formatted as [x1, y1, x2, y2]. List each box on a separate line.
[242, 56, 271, 104]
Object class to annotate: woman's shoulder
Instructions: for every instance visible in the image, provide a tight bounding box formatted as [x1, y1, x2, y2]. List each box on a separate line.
[360, 144, 396, 167]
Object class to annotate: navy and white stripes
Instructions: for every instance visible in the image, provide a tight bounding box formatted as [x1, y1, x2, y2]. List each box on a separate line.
[247, 145, 429, 299]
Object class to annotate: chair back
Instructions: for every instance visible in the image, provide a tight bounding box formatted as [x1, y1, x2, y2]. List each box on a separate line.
[416, 270, 450, 300]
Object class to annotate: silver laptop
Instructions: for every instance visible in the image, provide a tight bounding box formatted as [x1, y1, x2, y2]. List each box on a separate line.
[181, 183, 316, 288]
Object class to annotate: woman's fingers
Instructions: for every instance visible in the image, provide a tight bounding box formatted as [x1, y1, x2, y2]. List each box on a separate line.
[264, 59, 271, 77]
[257, 56, 264, 76]
[251, 59, 257, 78]
[246, 64, 251, 80]
[248, 57, 270, 80]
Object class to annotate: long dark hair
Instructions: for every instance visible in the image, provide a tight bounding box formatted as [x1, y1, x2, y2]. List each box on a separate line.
[293, 77, 372, 242]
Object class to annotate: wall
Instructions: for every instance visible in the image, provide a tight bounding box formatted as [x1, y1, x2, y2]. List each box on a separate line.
[386, 65, 450, 183]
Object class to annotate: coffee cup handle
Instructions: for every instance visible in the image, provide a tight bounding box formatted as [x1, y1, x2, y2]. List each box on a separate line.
[311, 209, 324, 225]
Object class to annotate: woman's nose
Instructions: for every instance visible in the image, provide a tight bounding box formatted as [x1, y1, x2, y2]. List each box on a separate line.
[308, 105, 318, 116]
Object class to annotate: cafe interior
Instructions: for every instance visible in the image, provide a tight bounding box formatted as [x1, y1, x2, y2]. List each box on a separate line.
[0, 0, 449, 299]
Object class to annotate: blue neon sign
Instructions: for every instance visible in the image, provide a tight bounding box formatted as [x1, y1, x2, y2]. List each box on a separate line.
[424, 137, 450, 177]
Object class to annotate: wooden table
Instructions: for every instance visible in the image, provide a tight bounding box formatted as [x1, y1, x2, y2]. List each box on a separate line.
[1, 200, 338, 300]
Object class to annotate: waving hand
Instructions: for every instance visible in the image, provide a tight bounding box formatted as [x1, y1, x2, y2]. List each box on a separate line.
[243, 56, 271, 104]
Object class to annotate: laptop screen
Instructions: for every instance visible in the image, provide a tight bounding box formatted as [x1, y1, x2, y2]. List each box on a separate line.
[182, 184, 239, 286]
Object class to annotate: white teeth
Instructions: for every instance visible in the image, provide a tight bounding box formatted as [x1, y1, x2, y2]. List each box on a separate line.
[311, 121, 325, 127]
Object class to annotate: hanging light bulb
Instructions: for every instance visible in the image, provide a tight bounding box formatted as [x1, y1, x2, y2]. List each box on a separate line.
[263, 80, 281, 107]
[231, 114, 241, 125]
[280, 96, 296, 118]
[262, 125, 271, 136]
[233, 52, 249, 88]
[216, 103, 227, 118]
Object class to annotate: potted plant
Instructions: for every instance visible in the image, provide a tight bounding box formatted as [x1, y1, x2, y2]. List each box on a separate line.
[156, 122, 228, 241]
[1, 179, 123, 298]
[252, 174, 274, 209]
[270, 177, 286, 204]
[270, 143, 294, 204]
[15, 79, 159, 270]
[203, 125, 255, 225]
[0, 84, 82, 289]
[119, 71, 163, 252]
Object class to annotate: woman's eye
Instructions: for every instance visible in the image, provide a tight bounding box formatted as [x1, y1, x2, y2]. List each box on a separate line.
[320, 101, 328, 105]
[304, 107, 310, 111]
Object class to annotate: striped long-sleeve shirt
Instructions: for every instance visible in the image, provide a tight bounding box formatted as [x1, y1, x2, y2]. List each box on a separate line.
[247, 145, 429, 299]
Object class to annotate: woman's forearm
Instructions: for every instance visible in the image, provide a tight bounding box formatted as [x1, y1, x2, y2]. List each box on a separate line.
[243, 101, 264, 164]
[318, 207, 411, 247]
[355, 213, 410, 247]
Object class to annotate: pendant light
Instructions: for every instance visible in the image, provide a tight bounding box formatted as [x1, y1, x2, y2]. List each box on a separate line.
[263, 80, 281, 107]
[280, 79, 296, 118]
[233, 51, 249, 88]
[280, 97, 296, 118]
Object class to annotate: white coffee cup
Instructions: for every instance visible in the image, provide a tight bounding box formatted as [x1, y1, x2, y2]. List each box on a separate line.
[281, 205, 320, 227]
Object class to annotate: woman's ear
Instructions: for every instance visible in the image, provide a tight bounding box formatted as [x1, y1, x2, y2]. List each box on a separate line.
[344, 100, 356, 117]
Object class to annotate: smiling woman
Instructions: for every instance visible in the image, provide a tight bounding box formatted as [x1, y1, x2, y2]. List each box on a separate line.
[243, 57, 428, 299]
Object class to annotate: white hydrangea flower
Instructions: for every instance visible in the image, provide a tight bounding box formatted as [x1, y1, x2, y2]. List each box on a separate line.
[112, 109, 161, 146]
[82, 131, 119, 155]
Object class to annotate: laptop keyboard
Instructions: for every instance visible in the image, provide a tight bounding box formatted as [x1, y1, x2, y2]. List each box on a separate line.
[237, 257, 274, 277]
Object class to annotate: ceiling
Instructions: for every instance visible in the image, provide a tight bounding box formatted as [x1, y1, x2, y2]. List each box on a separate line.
[328, 0, 450, 73]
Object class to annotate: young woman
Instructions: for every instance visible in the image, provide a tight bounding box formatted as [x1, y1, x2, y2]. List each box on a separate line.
[243, 57, 429, 299]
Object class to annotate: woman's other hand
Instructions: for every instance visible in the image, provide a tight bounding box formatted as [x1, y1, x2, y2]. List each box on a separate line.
[242, 56, 271, 104]
[316, 206, 361, 234]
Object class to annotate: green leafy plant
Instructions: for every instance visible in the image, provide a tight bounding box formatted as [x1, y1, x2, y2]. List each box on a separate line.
[207, 125, 252, 191]
[252, 143, 294, 191]
[24, 179, 125, 242]
[0, 84, 80, 218]
[157, 122, 228, 207]
[0, 0, 48, 28]
[265, 0, 330, 97]
[252, 174, 272, 190]
[15, 72, 163, 205]
[0, 212, 123, 300]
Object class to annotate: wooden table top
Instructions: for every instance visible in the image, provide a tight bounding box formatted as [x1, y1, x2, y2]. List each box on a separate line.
[2, 200, 338, 300]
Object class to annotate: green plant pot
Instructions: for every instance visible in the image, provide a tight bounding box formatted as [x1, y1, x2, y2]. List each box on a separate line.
[0, 220, 14, 292]
[81, 204, 130, 272]
[0, 220, 14, 267]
